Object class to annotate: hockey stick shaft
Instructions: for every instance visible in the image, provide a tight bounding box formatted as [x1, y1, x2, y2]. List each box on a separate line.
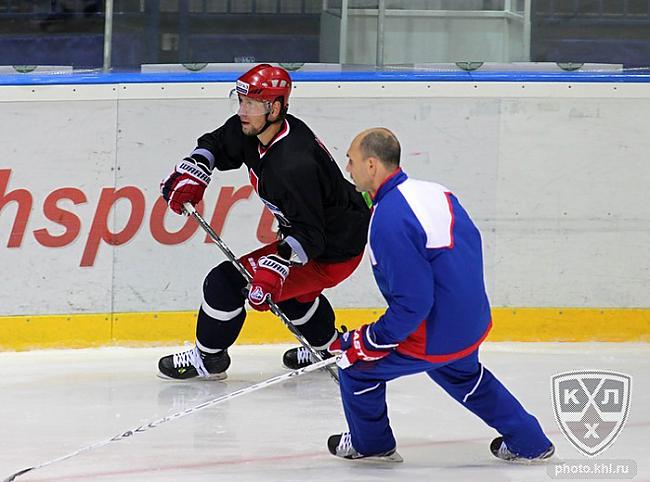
[183, 202, 338, 383]
[2, 356, 339, 482]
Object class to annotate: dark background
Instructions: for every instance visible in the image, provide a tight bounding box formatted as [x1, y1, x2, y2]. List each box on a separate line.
[0, 1, 648, 70]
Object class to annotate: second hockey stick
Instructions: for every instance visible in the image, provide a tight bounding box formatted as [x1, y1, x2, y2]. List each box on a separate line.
[183, 202, 339, 383]
[2, 356, 339, 482]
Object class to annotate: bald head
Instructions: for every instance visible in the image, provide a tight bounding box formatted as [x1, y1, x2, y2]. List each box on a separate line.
[354, 128, 401, 169]
[346, 127, 401, 195]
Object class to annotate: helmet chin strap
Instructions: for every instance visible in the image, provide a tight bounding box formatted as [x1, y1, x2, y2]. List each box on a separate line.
[258, 115, 274, 137]
[257, 113, 283, 144]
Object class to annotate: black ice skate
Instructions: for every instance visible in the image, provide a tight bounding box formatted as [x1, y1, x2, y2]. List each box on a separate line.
[490, 437, 555, 463]
[328, 432, 403, 463]
[282, 346, 333, 370]
[158, 345, 230, 381]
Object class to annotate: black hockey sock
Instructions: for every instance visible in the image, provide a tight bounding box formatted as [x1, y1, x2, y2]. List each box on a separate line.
[196, 308, 246, 351]
[195, 261, 247, 351]
[278, 295, 336, 349]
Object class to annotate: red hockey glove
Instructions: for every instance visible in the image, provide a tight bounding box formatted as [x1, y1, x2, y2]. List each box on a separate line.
[329, 324, 396, 369]
[247, 255, 290, 311]
[160, 158, 212, 215]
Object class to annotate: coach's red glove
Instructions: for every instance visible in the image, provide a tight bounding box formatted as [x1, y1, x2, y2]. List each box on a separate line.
[160, 158, 212, 215]
[329, 324, 396, 369]
[247, 255, 290, 311]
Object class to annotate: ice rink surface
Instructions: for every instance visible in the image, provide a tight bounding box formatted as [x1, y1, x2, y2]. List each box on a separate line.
[1, 343, 648, 482]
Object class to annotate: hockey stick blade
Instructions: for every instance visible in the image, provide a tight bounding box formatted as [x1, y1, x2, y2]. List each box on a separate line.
[2, 356, 339, 482]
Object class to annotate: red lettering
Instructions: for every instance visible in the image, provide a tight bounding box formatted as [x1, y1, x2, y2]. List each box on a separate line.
[0, 169, 33, 248]
[33, 188, 87, 247]
[81, 187, 145, 267]
[206, 186, 254, 243]
[257, 208, 277, 244]
[1, 175, 272, 266]
[150, 197, 201, 245]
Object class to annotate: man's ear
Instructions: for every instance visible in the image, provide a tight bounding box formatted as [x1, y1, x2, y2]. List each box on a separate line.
[367, 156, 378, 173]
[270, 100, 283, 118]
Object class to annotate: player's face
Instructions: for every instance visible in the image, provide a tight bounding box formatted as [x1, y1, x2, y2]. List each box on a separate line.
[239, 111, 268, 137]
[231, 92, 272, 136]
[346, 142, 372, 193]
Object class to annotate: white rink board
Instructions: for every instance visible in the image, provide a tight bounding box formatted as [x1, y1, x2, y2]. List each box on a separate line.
[1, 81, 649, 316]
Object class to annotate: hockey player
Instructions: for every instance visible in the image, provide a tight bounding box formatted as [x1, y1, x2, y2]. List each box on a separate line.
[158, 64, 370, 380]
[327, 128, 554, 463]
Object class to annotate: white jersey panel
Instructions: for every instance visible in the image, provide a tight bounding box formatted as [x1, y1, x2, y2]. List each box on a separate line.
[367, 209, 378, 266]
[397, 178, 453, 249]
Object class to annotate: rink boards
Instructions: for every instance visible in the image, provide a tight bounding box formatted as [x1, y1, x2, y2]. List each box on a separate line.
[1, 76, 649, 348]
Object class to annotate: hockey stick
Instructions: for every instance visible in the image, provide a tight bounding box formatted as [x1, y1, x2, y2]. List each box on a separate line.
[183, 202, 339, 383]
[2, 356, 339, 482]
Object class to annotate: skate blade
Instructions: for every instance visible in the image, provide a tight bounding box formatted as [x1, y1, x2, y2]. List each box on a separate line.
[363, 452, 404, 463]
[499, 448, 555, 465]
[345, 451, 403, 464]
[156, 371, 228, 381]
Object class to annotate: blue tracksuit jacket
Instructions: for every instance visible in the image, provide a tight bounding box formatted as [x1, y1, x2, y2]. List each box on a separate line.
[367, 169, 492, 362]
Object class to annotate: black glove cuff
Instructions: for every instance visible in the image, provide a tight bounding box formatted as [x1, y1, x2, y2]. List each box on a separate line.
[277, 241, 293, 262]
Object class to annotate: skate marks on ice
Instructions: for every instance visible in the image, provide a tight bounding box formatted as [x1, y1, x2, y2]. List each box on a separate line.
[0, 343, 648, 481]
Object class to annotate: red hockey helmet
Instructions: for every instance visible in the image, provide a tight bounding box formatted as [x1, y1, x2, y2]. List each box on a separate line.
[235, 64, 292, 107]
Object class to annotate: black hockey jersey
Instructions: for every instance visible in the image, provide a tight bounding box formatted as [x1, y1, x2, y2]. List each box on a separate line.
[192, 114, 370, 263]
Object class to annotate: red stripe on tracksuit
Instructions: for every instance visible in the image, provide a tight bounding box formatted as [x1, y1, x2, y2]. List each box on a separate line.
[396, 319, 493, 363]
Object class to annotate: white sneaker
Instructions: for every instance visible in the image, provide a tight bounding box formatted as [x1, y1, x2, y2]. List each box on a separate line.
[327, 432, 403, 462]
[490, 437, 555, 463]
